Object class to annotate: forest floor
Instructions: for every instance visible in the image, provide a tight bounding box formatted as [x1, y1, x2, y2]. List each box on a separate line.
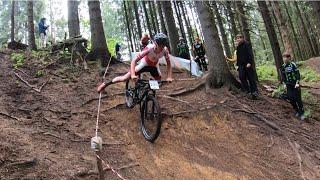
[0, 49, 320, 180]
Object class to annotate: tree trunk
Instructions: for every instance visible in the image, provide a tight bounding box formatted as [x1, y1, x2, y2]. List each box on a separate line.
[294, 1, 317, 57]
[195, 1, 236, 88]
[258, 1, 283, 79]
[133, 1, 142, 38]
[11, 0, 15, 42]
[226, 1, 238, 46]
[88, 0, 111, 66]
[27, 0, 36, 50]
[236, 1, 258, 81]
[142, 1, 152, 36]
[148, 1, 157, 34]
[179, 1, 193, 45]
[302, 4, 320, 56]
[283, 2, 303, 60]
[212, 1, 231, 58]
[236, 1, 250, 43]
[271, 1, 293, 55]
[124, 1, 134, 52]
[310, 1, 320, 38]
[173, 1, 186, 39]
[161, 1, 179, 55]
[156, 1, 167, 35]
[68, 0, 80, 38]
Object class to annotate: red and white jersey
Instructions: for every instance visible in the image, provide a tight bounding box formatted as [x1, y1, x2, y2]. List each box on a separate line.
[136, 44, 170, 67]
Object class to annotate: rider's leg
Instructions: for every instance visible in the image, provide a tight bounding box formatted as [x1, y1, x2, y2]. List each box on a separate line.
[112, 72, 131, 83]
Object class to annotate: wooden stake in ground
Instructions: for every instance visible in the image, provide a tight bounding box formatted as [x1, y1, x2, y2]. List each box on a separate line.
[96, 151, 105, 180]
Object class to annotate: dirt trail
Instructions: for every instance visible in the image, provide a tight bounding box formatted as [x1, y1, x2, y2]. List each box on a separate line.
[0, 51, 320, 180]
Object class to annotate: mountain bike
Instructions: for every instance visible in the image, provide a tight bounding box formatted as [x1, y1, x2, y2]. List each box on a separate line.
[125, 78, 166, 143]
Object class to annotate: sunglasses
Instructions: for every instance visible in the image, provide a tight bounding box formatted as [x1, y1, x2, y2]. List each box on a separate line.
[283, 55, 291, 58]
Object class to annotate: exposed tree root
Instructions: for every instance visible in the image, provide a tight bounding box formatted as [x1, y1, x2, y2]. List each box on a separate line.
[15, 68, 31, 78]
[5, 158, 37, 168]
[232, 108, 281, 131]
[101, 103, 126, 112]
[287, 138, 306, 180]
[81, 95, 109, 107]
[0, 111, 21, 121]
[162, 103, 218, 117]
[81, 92, 124, 107]
[159, 95, 192, 107]
[74, 163, 138, 178]
[167, 81, 205, 97]
[13, 71, 49, 93]
[104, 163, 139, 171]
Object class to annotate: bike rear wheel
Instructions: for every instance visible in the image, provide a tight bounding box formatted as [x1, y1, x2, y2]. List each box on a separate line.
[140, 95, 162, 143]
[125, 80, 135, 108]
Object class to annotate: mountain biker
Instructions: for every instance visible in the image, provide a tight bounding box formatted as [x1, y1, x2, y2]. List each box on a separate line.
[177, 37, 190, 60]
[280, 51, 305, 120]
[192, 37, 207, 71]
[97, 33, 173, 92]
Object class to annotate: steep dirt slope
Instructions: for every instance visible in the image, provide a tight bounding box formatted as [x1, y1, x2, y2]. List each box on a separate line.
[0, 51, 319, 179]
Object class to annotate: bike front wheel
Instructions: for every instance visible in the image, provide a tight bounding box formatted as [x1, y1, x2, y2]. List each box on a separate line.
[140, 95, 162, 143]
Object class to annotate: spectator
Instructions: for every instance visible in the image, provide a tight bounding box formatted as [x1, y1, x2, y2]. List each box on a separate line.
[280, 51, 305, 120]
[192, 37, 207, 71]
[38, 18, 49, 48]
[115, 43, 121, 60]
[177, 37, 190, 60]
[140, 34, 150, 51]
[235, 34, 258, 98]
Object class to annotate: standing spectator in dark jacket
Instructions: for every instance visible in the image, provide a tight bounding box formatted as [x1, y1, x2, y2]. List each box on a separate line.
[280, 51, 305, 120]
[38, 18, 49, 48]
[177, 37, 190, 60]
[236, 34, 258, 98]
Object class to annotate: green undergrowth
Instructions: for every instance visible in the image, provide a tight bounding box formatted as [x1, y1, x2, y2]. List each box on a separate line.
[257, 62, 320, 83]
[10, 52, 25, 69]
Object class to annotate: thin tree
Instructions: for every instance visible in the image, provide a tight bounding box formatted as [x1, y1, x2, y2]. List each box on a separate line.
[195, 1, 238, 88]
[310, 1, 320, 33]
[68, 0, 80, 38]
[10, 0, 15, 42]
[294, 1, 317, 57]
[124, 1, 134, 52]
[283, 2, 303, 60]
[179, 1, 193, 44]
[161, 1, 179, 55]
[157, 1, 167, 36]
[148, 1, 157, 34]
[88, 0, 111, 66]
[226, 1, 238, 47]
[142, 1, 152, 36]
[257, 1, 283, 79]
[27, 0, 36, 50]
[271, 1, 293, 55]
[212, 1, 231, 58]
[173, 1, 186, 39]
[236, 1, 258, 80]
[236, 1, 251, 43]
[133, 1, 142, 38]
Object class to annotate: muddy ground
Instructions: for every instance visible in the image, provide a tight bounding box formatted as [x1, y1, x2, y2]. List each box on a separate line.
[0, 50, 319, 180]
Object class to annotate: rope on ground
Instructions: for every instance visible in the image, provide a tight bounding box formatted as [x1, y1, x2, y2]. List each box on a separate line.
[91, 57, 126, 180]
[96, 155, 126, 180]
